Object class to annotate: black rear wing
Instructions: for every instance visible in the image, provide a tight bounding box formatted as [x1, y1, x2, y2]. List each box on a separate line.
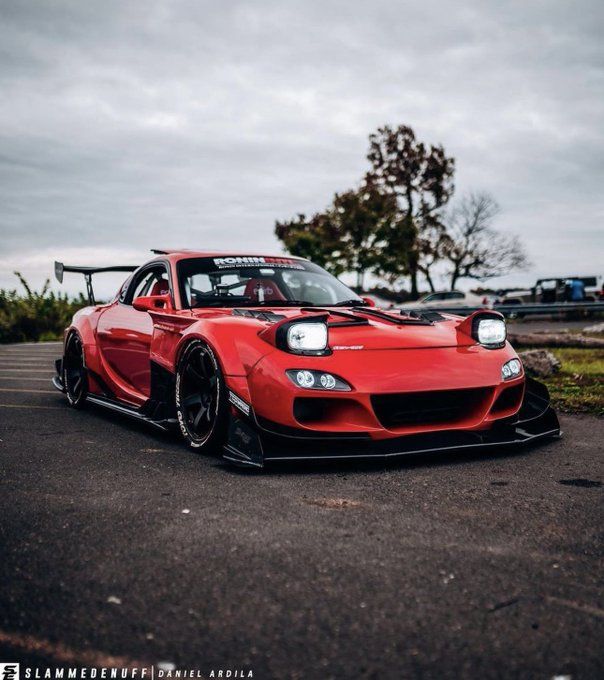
[54, 261, 138, 305]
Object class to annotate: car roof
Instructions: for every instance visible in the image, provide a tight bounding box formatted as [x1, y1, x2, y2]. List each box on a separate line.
[151, 248, 304, 258]
[149, 249, 306, 264]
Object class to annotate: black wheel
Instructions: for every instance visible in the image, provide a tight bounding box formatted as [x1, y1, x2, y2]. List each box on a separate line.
[175, 340, 228, 453]
[63, 332, 88, 408]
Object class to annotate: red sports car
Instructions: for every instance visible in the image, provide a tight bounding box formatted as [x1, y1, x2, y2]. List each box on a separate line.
[53, 249, 560, 467]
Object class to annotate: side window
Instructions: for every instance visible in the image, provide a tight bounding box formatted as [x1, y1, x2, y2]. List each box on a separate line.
[125, 266, 170, 305]
[132, 271, 157, 300]
[448, 292, 464, 300]
[118, 276, 132, 303]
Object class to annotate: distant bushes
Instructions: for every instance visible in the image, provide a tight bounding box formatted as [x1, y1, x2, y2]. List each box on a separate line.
[0, 273, 87, 343]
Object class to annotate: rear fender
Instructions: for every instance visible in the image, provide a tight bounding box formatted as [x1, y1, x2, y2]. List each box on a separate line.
[62, 310, 104, 394]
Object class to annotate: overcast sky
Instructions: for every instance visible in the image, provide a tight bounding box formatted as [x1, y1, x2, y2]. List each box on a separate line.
[1, 0, 603, 297]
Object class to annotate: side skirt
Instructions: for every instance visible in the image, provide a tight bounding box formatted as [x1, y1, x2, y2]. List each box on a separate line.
[86, 394, 175, 432]
[52, 357, 177, 432]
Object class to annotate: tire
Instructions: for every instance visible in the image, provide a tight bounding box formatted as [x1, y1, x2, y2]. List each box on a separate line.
[175, 340, 229, 453]
[63, 332, 88, 408]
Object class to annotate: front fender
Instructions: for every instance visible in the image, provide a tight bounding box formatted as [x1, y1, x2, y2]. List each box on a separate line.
[168, 317, 274, 377]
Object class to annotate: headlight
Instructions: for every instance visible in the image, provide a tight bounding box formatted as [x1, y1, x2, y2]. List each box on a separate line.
[476, 318, 506, 347]
[502, 358, 522, 380]
[286, 369, 351, 391]
[287, 322, 328, 352]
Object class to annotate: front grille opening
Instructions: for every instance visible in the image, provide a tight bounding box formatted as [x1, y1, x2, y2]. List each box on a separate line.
[371, 388, 491, 429]
[491, 384, 524, 415]
[293, 397, 373, 428]
[294, 398, 326, 424]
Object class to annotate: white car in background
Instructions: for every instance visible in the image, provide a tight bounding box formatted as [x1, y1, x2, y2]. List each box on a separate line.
[399, 290, 493, 309]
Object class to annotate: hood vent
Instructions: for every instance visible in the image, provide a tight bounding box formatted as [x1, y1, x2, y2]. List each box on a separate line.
[404, 310, 446, 323]
[232, 309, 285, 322]
[357, 308, 433, 325]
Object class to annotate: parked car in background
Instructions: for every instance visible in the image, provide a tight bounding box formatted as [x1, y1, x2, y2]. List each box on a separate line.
[500, 276, 602, 305]
[399, 290, 493, 309]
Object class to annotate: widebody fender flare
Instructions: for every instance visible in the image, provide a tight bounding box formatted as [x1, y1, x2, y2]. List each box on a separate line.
[164, 315, 276, 378]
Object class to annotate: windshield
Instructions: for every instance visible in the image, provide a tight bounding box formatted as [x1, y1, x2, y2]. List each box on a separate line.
[178, 256, 363, 308]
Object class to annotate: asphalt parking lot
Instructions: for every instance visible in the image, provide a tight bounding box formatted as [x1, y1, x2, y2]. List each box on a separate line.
[0, 342, 602, 679]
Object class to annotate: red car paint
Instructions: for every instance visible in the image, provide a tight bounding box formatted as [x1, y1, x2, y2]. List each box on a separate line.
[65, 251, 524, 436]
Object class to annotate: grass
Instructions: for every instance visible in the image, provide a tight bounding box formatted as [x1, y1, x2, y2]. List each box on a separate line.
[539, 348, 604, 416]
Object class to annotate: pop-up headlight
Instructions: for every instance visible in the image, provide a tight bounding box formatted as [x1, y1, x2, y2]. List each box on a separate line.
[258, 313, 331, 356]
[476, 318, 506, 348]
[286, 322, 328, 352]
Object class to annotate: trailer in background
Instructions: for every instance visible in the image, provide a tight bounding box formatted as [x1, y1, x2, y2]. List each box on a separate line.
[501, 275, 602, 305]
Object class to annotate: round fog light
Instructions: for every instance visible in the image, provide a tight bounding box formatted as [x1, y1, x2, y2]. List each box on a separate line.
[296, 370, 315, 388]
[502, 358, 522, 380]
[320, 373, 336, 389]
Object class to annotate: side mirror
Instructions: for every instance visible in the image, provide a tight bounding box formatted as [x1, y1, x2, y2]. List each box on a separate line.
[361, 296, 376, 307]
[132, 293, 172, 313]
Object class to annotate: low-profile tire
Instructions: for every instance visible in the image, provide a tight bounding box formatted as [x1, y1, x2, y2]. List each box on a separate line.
[63, 332, 88, 408]
[175, 340, 229, 454]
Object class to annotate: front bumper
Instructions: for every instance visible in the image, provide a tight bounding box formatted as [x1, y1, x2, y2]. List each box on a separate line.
[246, 344, 532, 438]
[223, 377, 560, 467]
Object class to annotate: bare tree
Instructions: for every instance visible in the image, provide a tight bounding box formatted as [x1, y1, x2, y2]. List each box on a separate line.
[445, 192, 530, 289]
[417, 223, 452, 292]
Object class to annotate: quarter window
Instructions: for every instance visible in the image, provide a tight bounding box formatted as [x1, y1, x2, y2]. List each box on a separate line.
[125, 266, 170, 305]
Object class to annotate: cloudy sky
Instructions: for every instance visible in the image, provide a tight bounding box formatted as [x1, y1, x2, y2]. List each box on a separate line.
[1, 0, 602, 297]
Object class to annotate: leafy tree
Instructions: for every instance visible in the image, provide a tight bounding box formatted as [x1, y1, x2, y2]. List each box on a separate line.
[331, 177, 398, 288]
[275, 178, 398, 287]
[444, 192, 530, 289]
[274, 212, 346, 276]
[367, 124, 455, 297]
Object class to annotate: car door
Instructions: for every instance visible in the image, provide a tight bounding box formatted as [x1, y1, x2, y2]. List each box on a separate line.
[96, 264, 170, 401]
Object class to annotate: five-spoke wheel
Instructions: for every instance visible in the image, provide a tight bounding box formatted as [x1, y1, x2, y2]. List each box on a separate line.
[175, 341, 228, 451]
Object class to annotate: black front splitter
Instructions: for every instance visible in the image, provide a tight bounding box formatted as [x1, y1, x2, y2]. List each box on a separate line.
[223, 377, 561, 468]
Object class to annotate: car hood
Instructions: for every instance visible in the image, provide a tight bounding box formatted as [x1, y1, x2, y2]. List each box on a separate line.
[188, 306, 477, 350]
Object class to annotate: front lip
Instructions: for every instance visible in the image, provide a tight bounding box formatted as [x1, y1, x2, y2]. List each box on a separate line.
[224, 376, 560, 467]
